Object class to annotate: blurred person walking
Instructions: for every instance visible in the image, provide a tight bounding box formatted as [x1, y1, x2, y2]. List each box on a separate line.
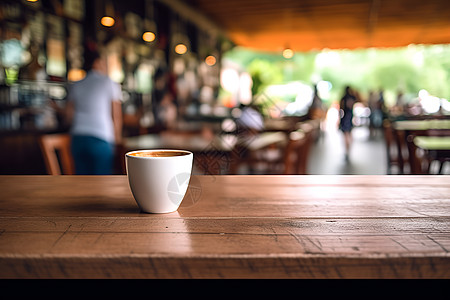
[339, 86, 357, 161]
[65, 50, 123, 175]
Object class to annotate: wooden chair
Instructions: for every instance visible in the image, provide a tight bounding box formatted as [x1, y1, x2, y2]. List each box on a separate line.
[282, 129, 307, 174]
[259, 124, 314, 175]
[295, 121, 315, 174]
[383, 120, 401, 174]
[38, 134, 75, 175]
[256, 128, 309, 175]
[406, 134, 450, 175]
[405, 134, 425, 174]
[392, 127, 411, 174]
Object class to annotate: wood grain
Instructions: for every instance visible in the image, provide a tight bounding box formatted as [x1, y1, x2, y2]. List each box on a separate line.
[0, 175, 449, 278]
[186, 0, 450, 51]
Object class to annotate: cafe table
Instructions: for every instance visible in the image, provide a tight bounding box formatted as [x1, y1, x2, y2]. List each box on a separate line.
[123, 132, 288, 175]
[393, 119, 450, 132]
[0, 175, 449, 279]
[413, 136, 450, 174]
[123, 131, 287, 153]
[414, 136, 450, 151]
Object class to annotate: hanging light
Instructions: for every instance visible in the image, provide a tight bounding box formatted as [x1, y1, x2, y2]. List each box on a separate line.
[142, 31, 156, 42]
[142, 0, 157, 43]
[175, 43, 187, 55]
[101, 16, 115, 27]
[101, 1, 115, 27]
[171, 14, 190, 55]
[283, 48, 294, 59]
[68, 69, 86, 82]
[205, 55, 216, 66]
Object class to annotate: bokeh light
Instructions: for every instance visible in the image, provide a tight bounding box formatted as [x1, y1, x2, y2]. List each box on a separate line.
[101, 16, 115, 27]
[142, 32, 156, 42]
[205, 55, 216, 66]
[282, 48, 294, 59]
[175, 43, 187, 55]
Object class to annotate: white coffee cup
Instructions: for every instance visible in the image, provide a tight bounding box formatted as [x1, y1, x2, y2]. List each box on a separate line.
[125, 149, 193, 213]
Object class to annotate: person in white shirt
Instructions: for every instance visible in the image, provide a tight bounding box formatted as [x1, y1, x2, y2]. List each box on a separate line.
[65, 50, 122, 174]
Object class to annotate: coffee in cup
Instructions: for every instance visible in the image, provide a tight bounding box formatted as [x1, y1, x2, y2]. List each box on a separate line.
[126, 149, 193, 213]
[128, 151, 190, 158]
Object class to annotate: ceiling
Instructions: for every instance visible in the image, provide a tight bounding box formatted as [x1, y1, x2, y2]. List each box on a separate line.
[184, 0, 450, 52]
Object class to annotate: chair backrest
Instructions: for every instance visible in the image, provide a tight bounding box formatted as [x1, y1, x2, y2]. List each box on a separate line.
[405, 134, 425, 174]
[394, 127, 413, 174]
[283, 129, 306, 174]
[383, 120, 394, 154]
[383, 120, 400, 174]
[38, 134, 75, 175]
[296, 122, 315, 174]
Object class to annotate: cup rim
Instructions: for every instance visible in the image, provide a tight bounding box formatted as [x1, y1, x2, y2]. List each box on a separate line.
[125, 149, 193, 159]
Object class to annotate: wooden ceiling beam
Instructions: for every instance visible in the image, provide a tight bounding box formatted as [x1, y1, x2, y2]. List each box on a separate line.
[185, 0, 450, 51]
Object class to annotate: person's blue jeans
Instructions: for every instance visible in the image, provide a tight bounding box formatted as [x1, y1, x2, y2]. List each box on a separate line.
[71, 135, 115, 175]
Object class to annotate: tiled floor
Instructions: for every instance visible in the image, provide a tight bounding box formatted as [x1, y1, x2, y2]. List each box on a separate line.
[307, 126, 388, 175]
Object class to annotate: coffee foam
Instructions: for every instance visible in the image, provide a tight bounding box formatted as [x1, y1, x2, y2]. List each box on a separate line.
[128, 151, 189, 157]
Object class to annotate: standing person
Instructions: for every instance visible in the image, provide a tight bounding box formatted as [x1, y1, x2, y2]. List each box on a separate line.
[339, 86, 357, 161]
[65, 50, 123, 175]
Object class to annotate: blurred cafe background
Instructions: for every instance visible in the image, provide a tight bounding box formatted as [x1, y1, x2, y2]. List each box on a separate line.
[1, 0, 449, 176]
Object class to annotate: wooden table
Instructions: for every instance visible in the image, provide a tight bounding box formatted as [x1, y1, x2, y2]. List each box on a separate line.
[393, 119, 450, 131]
[389, 119, 450, 174]
[123, 132, 236, 153]
[414, 136, 450, 151]
[123, 132, 288, 175]
[123, 131, 287, 153]
[0, 175, 449, 279]
[413, 136, 450, 174]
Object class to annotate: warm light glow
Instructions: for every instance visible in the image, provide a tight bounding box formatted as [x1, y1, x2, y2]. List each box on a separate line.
[101, 16, 115, 27]
[175, 43, 187, 55]
[68, 69, 86, 82]
[205, 55, 216, 66]
[142, 31, 156, 42]
[283, 48, 294, 59]
[27, 0, 38, 2]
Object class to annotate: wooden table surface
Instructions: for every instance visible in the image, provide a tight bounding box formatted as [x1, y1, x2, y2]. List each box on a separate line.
[393, 119, 450, 131]
[414, 136, 450, 151]
[123, 133, 236, 153]
[0, 175, 449, 279]
[123, 131, 287, 153]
